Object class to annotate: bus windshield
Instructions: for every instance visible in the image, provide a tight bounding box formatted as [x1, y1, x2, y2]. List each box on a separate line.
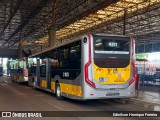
[94, 39, 129, 54]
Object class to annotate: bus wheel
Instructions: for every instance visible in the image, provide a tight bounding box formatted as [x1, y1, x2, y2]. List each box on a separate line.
[56, 83, 63, 100]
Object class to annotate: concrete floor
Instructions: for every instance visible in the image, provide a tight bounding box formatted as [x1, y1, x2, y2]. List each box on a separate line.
[0, 76, 159, 120]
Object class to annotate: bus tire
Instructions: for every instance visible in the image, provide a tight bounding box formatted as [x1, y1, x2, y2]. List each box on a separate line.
[56, 83, 63, 100]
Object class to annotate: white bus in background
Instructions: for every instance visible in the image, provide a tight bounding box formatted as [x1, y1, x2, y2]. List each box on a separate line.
[10, 58, 28, 83]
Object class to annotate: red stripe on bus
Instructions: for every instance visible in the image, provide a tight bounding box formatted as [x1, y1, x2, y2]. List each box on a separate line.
[84, 34, 96, 88]
[129, 37, 135, 87]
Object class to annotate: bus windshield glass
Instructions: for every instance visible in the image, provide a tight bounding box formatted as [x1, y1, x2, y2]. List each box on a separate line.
[94, 39, 129, 54]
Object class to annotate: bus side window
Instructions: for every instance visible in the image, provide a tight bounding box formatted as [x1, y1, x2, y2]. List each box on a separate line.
[40, 59, 46, 77]
[51, 50, 59, 69]
[70, 41, 81, 69]
[40, 65, 46, 75]
[59, 46, 70, 69]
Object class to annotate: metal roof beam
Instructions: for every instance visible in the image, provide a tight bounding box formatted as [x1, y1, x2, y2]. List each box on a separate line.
[57, 0, 119, 29]
[0, 0, 23, 38]
[0, 0, 50, 48]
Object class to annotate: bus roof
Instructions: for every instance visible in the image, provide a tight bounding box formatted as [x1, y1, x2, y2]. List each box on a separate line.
[30, 34, 130, 58]
[94, 34, 128, 37]
[30, 38, 80, 58]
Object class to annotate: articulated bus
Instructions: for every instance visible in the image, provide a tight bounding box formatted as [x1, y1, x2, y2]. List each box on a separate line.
[10, 59, 28, 83]
[29, 34, 136, 100]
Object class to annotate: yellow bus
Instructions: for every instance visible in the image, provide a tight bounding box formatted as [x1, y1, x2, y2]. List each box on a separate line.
[29, 34, 136, 100]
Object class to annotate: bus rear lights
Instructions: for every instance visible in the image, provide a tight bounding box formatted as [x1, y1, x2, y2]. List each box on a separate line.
[130, 91, 134, 95]
[90, 94, 94, 96]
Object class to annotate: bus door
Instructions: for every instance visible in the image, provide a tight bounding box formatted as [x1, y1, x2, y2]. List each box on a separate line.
[46, 58, 51, 89]
[70, 41, 81, 96]
[36, 58, 40, 87]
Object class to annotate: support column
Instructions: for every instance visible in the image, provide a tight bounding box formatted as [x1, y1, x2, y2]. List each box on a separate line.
[48, 0, 57, 47]
[48, 25, 56, 47]
[0, 58, 3, 67]
[123, 9, 127, 36]
[18, 43, 23, 59]
[7, 58, 10, 75]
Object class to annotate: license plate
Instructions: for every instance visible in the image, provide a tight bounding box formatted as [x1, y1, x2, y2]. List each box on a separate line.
[106, 92, 119, 96]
